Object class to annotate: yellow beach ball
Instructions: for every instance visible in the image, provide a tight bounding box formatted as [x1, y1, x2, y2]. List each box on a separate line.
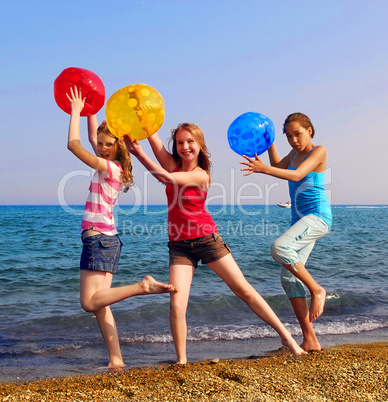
[105, 84, 165, 140]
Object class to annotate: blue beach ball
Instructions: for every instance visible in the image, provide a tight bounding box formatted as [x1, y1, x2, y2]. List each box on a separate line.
[227, 112, 275, 157]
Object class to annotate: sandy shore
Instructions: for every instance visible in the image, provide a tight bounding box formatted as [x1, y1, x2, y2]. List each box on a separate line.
[1, 342, 387, 401]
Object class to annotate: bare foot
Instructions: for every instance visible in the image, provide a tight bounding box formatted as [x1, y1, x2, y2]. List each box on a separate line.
[108, 365, 125, 373]
[300, 339, 322, 352]
[309, 287, 326, 322]
[281, 335, 307, 356]
[108, 359, 125, 372]
[140, 275, 179, 294]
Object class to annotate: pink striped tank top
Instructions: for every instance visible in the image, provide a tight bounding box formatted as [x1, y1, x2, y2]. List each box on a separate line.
[81, 160, 123, 235]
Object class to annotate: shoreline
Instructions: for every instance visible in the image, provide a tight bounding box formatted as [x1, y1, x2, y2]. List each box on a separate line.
[1, 327, 387, 384]
[1, 340, 387, 401]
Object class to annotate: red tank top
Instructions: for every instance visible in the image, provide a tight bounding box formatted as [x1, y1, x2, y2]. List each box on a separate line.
[165, 171, 218, 241]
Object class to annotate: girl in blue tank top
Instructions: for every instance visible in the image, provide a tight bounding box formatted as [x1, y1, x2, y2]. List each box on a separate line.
[241, 113, 332, 352]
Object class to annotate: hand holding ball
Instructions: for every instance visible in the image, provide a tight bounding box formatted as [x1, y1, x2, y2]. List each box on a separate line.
[105, 84, 165, 140]
[227, 112, 275, 157]
[54, 67, 105, 116]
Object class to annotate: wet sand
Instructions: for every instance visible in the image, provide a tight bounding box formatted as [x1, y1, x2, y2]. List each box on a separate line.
[1, 341, 387, 401]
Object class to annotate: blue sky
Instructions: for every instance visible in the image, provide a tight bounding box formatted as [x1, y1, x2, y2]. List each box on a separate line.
[1, 0, 387, 206]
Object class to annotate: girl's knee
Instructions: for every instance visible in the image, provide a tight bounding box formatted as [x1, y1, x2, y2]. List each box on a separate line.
[271, 239, 297, 266]
[169, 300, 187, 317]
[232, 282, 255, 302]
[270, 239, 284, 262]
[80, 298, 95, 313]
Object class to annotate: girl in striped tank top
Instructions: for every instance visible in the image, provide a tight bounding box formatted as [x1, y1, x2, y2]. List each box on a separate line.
[66, 86, 178, 370]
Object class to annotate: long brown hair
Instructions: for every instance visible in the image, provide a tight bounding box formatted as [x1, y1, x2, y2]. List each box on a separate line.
[169, 123, 212, 176]
[97, 121, 133, 190]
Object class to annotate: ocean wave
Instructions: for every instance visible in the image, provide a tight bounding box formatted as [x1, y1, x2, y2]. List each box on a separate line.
[2, 317, 387, 360]
[119, 317, 388, 344]
[3, 289, 386, 333]
[312, 318, 388, 336]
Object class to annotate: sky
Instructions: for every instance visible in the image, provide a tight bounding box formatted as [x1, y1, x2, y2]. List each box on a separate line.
[1, 0, 387, 206]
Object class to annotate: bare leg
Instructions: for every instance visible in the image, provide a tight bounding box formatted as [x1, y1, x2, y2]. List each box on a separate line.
[94, 306, 125, 369]
[282, 261, 326, 322]
[80, 272, 178, 368]
[208, 255, 306, 356]
[290, 297, 321, 351]
[80, 273, 178, 312]
[80, 271, 124, 368]
[169, 264, 195, 364]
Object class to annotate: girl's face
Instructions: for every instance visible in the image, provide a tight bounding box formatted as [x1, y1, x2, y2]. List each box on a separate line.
[285, 121, 313, 152]
[175, 129, 200, 162]
[97, 133, 118, 161]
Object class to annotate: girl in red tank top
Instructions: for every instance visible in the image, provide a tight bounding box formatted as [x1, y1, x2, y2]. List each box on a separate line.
[125, 123, 306, 364]
[165, 165, 218, 241]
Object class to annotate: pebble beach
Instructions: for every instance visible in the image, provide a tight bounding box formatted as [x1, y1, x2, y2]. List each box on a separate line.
[1, 342, 387, 401]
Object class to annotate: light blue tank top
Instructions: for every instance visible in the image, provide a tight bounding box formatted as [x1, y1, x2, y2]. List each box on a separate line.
[288, 150, 332, 227]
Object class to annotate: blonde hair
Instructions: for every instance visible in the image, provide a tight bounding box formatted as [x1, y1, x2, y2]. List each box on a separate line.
[169, 123, 212, 176]
[97, 121, 133, 191]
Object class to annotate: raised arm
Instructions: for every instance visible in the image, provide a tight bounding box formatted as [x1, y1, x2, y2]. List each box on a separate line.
[264, 143, 294, 170]
[125, 136, 208, 188]
[66, 87, 108, 173]
[147, 133, 178, 172]
[87, 115, 99, 155]
[241, 146, 327, 182]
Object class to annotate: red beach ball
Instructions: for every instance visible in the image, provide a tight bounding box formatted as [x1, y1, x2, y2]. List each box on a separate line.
[53, 67, 105, 116]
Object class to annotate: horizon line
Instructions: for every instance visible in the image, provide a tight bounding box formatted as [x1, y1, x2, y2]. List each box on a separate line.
[1, 204, 387, 207]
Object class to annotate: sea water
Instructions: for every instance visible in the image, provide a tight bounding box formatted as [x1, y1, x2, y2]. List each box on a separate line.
[0, 205, 387, 381]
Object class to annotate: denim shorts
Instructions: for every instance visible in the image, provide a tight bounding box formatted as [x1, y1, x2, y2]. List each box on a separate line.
[168, 232, 231, 268]
[80, 233, 122, 273]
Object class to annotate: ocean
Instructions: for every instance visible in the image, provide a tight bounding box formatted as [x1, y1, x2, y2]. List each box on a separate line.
[0, 205, 387, 382]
